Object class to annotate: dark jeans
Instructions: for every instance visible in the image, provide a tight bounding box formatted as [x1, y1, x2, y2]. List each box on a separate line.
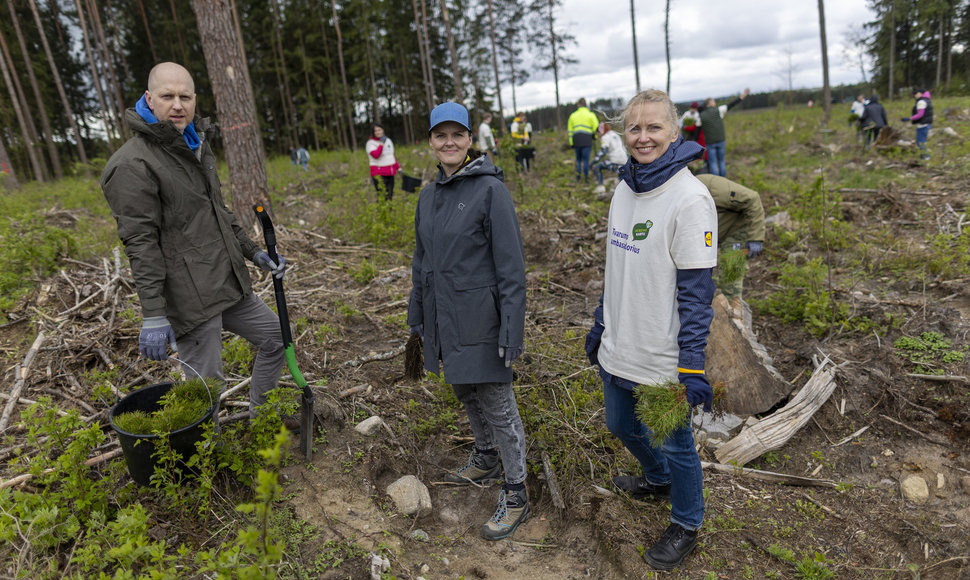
[453, 381, 528, 485]
[574, 145, 592, 180]
[372, 175, 395, 200]
[602, 369, 705, 530]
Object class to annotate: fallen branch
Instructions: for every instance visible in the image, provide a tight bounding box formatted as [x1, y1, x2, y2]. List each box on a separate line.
[0, 448, 123, 490]
[715, 357, 838, 466]
[339, 384, 371, 398]
[905, 373, 969, 385]
[541, 451, 566, 510]
[879, 414, 949, 446]
[701, 461, 837, 488]
[342, 345, 406, 367]
[833, 425, 870, 447]
[1, 331, 47, 431]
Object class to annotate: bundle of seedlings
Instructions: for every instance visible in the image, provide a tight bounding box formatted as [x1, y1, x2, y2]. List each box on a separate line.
[718, 247, 748, 285]
[404, 331, 424, 381]
[634, 379, 725, 447]
[112, 378, 220, 435]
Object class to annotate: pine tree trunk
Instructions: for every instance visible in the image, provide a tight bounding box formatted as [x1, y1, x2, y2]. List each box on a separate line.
[420, 0, 435, 103]
[190, 0, 271, 231]
[412, 0, 433, 112]
[818, 0, 831, 124]
[439, 0, 463, 102]
[135, 0, 157, 62]
[331, 0, 357, 150]
[270, 0, 298, 148]
[299, 35, 320, 150]
[664, 0, 671, 95]
[935, 16, 942, 89]
[7, 0, 62, 179]
[0, 133, 20, 190]
[86, 0, 127, 139]
[29, 0, 89, 173]
[486, 0, 505, 134]
[363, 15, 380, 123]
[888, 4, 895, 99]
[630, 0, 640, 93]
[74, 0, 116, 149]
[0, 28, 46, 181]
[547, 0, 561, 129]
[316, 3, 346, 149]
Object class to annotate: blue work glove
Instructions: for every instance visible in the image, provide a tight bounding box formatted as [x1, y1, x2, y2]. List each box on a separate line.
[253, 251, 287, 279]
[746, 241, 763, 258]
[379, 135, 387, 143]
[139, 316, 176, 361]
[498, 345, 523, 368]
[410, 324, 424, 340]
[680, 372, 713, 412]
[900, 117, 909, 123]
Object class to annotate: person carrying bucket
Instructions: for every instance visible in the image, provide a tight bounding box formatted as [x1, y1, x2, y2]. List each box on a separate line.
[100, 62, 292, 424]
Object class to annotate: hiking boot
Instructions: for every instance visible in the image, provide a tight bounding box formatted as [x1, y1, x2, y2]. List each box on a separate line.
[612, 475, 671, 499]
[643, 522, 699, 570]
[481, 488, 531, 540]
[442, 449, 501, 485]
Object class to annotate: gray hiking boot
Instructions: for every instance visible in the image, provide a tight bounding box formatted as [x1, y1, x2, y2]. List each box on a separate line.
[442, 449, 501, 485]
[481, 488, 531, 540]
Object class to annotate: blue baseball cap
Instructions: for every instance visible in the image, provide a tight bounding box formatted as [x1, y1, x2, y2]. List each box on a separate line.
[429, 102, 471, 134]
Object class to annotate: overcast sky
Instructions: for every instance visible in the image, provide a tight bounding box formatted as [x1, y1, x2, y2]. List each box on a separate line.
[501, 0, 874, 113]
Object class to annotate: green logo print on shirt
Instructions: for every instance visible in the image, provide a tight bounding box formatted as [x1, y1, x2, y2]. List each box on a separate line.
[632, 220, 653, 241]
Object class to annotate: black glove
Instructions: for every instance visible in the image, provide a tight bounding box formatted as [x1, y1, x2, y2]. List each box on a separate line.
[139, 316, 176, 361]
[585, 324, 604, 366]
[900, 117, 909, 123]
[680, 372, 713, 412]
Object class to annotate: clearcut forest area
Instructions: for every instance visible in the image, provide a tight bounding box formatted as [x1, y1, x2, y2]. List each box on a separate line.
[2, 98, 970, 580]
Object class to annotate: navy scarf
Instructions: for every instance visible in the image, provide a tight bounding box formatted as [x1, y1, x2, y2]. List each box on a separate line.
[618, 137, 704, 193]
[136, 94, 201, 151]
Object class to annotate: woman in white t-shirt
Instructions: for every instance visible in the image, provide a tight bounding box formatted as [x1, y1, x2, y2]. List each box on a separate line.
[365, 124, 401, 200]
[584, 89, 717, 571]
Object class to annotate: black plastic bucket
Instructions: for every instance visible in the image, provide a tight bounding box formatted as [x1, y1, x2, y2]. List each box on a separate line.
[401, 173, 422, 193]
[109, 382, 216, 486]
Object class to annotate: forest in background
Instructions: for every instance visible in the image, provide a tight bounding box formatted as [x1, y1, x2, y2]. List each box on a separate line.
[0, 0, 969, 186]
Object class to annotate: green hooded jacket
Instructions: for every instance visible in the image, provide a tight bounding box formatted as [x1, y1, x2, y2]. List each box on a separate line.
[101, 108, 260, 336]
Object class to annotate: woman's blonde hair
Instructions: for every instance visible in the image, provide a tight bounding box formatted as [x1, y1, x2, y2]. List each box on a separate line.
[614, 89, 679, 139]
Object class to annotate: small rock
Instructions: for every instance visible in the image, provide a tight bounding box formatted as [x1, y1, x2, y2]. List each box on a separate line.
[355, 415, 384, 436]
[960, 476, 970, 493]
[441, 557, 450, 567]
[438, 505, 463, 526]
[409, 529, 430, 542]
[901, 475, 929, 504]
[419, 564, 430, 574]
[369, 553, 390, 580]
[386, 475, 432, 516]
[882, 449, 894, 457]
[937, 473, 945, 489]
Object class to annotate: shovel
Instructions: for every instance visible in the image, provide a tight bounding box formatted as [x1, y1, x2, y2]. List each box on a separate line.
[253, 204, 314, 459]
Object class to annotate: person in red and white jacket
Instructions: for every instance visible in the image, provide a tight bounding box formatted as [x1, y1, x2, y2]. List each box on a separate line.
[366, 124, 401, 200]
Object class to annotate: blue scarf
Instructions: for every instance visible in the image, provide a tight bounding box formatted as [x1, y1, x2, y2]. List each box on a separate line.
[135, 94, 201, 151]
[618, 137, 704, 193]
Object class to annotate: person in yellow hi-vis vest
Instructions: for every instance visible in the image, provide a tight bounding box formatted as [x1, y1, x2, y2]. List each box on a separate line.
[567, 98, 599, 183]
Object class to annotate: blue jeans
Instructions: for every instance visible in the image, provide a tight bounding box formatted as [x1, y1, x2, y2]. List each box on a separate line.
[574, 145, 592, 180]
[593, 161, 622, 185]
[916, 125, 930, 160]
[453, 382, 528, 486]
[706, 140, 726, 177]
[602, 369, 704, 530]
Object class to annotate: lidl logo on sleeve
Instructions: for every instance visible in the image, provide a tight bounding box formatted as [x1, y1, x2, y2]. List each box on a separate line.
[705, 231, 713, 247]
[632, 220, 653, 241]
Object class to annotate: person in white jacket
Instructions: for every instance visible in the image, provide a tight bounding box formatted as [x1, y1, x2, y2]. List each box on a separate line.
[365, 124, 401, 200]
[592, 122, 628, 192]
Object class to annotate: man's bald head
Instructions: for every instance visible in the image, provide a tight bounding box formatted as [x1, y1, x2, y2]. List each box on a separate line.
[145, 62, 196, 133]
[148, 62, 195, 93]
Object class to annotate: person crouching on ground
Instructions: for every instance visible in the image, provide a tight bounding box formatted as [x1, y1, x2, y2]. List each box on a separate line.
[407, 102, 530, 541]
[585, 89, 717, 570]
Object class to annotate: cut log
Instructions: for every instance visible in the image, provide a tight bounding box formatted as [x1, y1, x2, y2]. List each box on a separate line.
[715, 358, 838, 466]
[705, 293, 792, 415]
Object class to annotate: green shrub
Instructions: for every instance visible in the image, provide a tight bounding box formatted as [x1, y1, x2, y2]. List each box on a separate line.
[112, 378, 219, 435]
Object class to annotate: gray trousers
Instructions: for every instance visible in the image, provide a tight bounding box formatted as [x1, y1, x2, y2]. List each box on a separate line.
[176, 292, 285, 415]
[453, 381, 528, 486]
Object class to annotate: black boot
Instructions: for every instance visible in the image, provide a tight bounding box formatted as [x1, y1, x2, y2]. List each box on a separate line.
[643, 522, 698, 570]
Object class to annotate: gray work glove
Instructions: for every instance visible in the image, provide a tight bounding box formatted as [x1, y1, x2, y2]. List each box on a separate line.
[139, 316, 176, 361]
[410, 324, 424, 340]
[746, 241, 763, 258]
[498, 345, 523, 368]
[253, 251, 287, 279]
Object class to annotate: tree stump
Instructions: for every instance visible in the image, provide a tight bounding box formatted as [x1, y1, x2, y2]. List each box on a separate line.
[705, 293, 792, 415]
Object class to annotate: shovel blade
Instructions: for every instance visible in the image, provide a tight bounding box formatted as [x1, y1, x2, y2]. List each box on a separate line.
[300, 388, 314, 459]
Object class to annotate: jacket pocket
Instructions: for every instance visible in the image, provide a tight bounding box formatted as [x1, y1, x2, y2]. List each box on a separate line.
[453, 274, 500, 345]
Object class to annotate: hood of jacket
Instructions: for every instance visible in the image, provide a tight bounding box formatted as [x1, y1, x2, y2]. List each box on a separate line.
[618, 137, 704, 193]
[435, 153, 504, 184]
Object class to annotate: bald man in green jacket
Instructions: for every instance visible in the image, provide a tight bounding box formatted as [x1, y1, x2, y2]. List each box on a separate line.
[695, 174, 765, 305]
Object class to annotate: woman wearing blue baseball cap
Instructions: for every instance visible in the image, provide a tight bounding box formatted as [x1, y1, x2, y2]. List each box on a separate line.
[407, 102, 531, 540]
